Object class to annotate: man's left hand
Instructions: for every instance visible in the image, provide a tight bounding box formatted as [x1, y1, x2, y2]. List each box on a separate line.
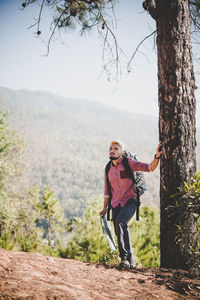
[155, 142, 162, 159]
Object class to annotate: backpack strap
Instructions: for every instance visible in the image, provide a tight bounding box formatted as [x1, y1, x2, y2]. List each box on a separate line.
[122, 156, 141, 221]
[105, 161, 112, 221]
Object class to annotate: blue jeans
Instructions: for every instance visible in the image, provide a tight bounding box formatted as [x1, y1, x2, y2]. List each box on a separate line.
[112, 198, 137, 267]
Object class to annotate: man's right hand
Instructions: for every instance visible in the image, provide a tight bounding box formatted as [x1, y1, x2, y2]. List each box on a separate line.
[99, 208, 107, 217]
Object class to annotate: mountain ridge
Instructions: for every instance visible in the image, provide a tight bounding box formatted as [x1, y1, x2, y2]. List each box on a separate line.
[0, 86, 159, 120]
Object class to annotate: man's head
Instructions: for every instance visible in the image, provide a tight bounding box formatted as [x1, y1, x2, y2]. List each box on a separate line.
[109, 140, 125, 161]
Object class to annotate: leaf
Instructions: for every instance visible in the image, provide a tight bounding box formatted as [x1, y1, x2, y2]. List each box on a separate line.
[192, 213, 199, 218]
[184, 182, 189, 190]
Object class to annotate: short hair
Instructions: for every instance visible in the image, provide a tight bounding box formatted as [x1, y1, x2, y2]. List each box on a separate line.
[110, 140, 125, 152]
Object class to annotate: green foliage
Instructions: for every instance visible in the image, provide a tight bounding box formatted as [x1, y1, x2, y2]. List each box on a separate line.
[37, 186, 67, 246]
[0, 184, 67, 253]
[0, 187, 44, 252]
[14, 188, 44, 252]
[58, 196, 119, 265]
[16, 232, 41, 252]
[0, 232, 15, 250]
[169, 173, 200, 275]
[0, 115, 66, 252]
[0, 112, 25, 248]
[60, 197, 160, 267]
[23, 0, 116, 34]
[0, 198, 17, 236]
[0, 113, 22, 199]
[183, 171, 200, 223]
[183, 172, 200, 248]
[183, 172, 200, 212]
[130, 206, 160, 267]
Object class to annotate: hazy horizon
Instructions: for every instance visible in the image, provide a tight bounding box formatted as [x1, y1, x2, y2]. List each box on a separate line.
[0, 0, 199, 125]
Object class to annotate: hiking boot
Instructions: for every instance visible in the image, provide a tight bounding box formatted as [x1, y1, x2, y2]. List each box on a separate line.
[129, 264, 134, 270]
[119, 259, 130, 269]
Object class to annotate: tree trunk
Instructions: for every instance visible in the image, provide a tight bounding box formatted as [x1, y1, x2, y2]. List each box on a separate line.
[155, 0, 198, 272]
[47, 217, 51, 247]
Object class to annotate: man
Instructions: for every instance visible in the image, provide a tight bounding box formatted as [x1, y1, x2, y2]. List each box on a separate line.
[99, 140, 162, 269]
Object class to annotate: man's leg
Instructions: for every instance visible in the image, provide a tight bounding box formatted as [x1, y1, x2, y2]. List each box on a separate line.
[113, 199, 137, 267]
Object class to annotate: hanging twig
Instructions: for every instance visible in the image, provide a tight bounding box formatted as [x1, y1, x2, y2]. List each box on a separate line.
[127, 30, 157, 72]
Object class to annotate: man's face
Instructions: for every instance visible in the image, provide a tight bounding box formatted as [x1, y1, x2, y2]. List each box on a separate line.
[109, 143, 123, 160]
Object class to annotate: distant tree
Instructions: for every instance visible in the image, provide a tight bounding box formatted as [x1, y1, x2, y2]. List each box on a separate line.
[0, 114, 43, 251]
[37, 187, 66, 246]
[21, 0, 200, 274]
[0, 113, 22, 200]
[15, 186, 44, 252]
[0, 113, 22, 240]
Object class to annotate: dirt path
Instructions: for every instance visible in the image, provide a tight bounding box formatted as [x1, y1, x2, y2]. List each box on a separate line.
[0, 248, 199, 299]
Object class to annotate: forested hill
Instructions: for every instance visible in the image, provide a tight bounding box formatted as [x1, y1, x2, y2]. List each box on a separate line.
[0, 87, 199, 217]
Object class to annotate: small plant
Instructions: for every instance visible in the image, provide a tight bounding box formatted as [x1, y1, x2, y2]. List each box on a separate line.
[172, 172, 200, 276]
[59, 197, 160, 267]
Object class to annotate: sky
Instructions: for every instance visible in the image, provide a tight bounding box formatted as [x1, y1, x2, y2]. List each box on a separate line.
[0, 0, 199, 125]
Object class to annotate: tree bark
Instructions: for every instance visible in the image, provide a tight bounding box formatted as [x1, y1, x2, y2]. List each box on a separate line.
[154, 0, 198, 272]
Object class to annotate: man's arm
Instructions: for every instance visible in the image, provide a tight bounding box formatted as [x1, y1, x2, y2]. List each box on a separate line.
[149, 142, 162, 171]
[128, 142, 162, 173]
[149, 157, 160, 171]
[99, 196, 109, 217]
[99, 167, 110, 217]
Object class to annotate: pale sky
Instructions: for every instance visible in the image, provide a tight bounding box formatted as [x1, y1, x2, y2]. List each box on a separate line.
[0, 0, 199, 125]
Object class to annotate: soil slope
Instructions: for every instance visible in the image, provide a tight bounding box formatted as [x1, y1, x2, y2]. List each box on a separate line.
[0, 248, 199, 299]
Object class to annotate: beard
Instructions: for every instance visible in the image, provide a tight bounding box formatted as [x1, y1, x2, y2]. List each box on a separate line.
[110, 155, 121, 161]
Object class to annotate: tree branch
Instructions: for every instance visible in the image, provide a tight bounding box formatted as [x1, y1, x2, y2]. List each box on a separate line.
[22, 0, 126, 80]
[142, 0, 157, 20]
[127, 30, 157, 72]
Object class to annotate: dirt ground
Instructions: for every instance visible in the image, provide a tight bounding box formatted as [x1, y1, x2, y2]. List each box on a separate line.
[0, 248, 199, 300]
